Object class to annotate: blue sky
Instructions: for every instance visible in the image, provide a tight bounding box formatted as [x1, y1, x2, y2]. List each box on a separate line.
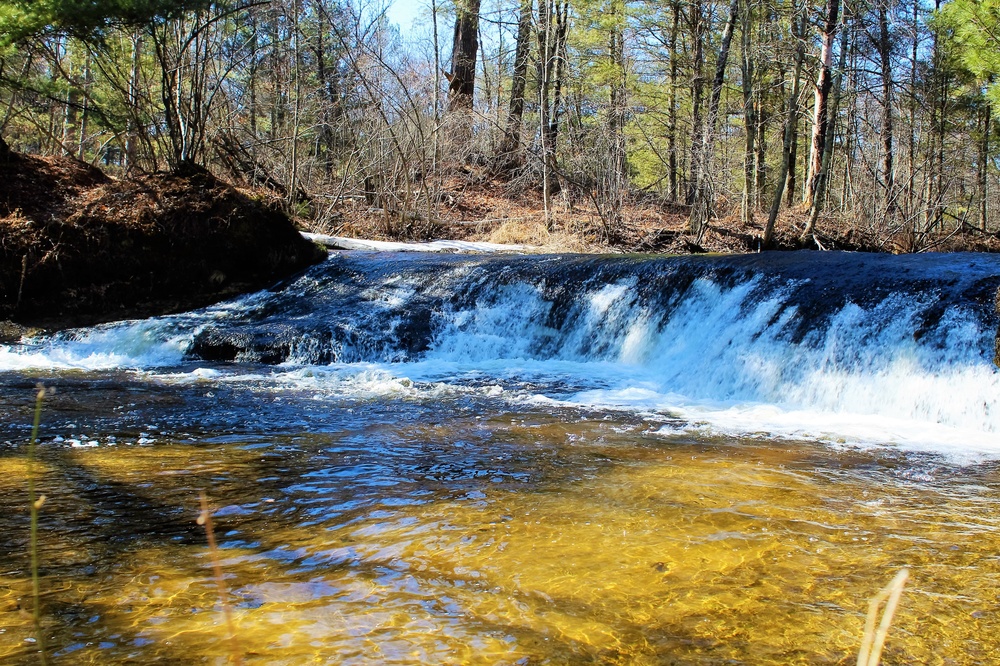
[386, 0, 423, 30]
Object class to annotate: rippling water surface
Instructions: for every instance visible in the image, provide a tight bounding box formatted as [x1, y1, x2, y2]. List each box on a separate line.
[1, 251, 999, 664]
[0, 372, 997, 665]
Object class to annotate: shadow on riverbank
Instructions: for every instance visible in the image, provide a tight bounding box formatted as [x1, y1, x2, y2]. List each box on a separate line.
[0, 148, 326, 335]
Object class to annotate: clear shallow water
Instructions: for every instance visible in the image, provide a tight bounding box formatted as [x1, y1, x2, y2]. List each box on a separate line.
[1, 251, 999, 664]
[2, 380, 1000, 665]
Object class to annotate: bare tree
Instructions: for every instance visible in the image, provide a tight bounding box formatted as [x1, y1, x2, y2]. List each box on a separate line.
[688, 0, 739, 240]
[764, 0, 807, 247]
[496, 0, 533, 166]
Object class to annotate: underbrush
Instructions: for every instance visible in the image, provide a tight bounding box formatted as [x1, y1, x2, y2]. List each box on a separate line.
[298, 165, 1000, 256]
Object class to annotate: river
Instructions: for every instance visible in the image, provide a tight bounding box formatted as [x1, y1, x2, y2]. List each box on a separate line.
[1, 250, 999, 664]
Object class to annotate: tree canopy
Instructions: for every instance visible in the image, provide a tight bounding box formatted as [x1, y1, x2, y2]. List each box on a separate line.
[0, 0, 207, 45]
[0, 0, 998, 251]
[938, 0, 1000, 97]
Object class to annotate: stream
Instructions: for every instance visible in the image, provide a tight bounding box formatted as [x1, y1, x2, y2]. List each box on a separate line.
[1, 250, 999, 664]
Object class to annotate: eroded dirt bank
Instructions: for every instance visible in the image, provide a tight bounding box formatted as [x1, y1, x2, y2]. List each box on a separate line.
[0, 147, 325, 335]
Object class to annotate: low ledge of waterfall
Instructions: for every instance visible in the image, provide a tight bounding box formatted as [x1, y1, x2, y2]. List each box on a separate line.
[0, 152, 326, 331]
[179, 252, 1000, 373]
[3, 250, 1000, 447]
[995, 282, 1000, 368]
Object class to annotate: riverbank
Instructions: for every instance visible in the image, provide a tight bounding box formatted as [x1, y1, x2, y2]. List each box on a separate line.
[4, 150, 1000, 338]
[0, 150, 326, 334]
[307, 166, 1000, 255]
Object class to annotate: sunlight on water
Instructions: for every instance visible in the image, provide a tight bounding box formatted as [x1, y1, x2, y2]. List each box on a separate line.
[0, 252, 998, 663]
[2, 413, 999, 665]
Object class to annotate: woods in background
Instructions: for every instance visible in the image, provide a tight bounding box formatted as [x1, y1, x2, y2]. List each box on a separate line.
[1, 0, 999, 249]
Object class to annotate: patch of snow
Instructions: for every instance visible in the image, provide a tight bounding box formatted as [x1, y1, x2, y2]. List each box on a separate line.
[301, 232, 531, 253]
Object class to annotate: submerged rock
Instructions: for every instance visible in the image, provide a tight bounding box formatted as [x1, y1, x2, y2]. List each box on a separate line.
[0, 152, 326, 328]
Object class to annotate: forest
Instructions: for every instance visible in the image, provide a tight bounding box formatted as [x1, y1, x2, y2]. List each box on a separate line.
[6, 4, 1000, 665]
[1, 0, 999, 252]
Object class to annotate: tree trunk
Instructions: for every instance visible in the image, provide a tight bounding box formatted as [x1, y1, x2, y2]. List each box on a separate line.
[802, 0, 840, 233]
[763, 0, 806, 247]
[933, 41, 948, 232]
[248, 12, 258, 138]
[62, 40, 78, 156]
[549, 0, 568, 153]
[77, 53, 91, 161]
[786, 94, 798, 207]
[921, 0, 940, 232]
[906, 0, 918, 223]
[686, 0, 706, 207]
[124, 31, 142, 173]
[432, 0, 442, 175]
[269, 13, 282, 144]
[689, 0, 739, 239]
[315, 1, 344, 177]
[740, 0, 756, 225]
[754, 102, 767, 206]
[667, 0, 680, 202]
[980, 99, 991, 231]
[605, 0, 628, 240]
[805, 14, 849, 236]
[537, 0, 567, 222]
[288, 0, 302, 207]
[497, 0, 533, 163]
[538, 0, 554, 222]
[878, 1, 895, 225]
[448, 0, 482, 112]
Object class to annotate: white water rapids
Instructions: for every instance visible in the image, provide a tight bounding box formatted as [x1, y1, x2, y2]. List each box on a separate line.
[2, 251, 998, 462]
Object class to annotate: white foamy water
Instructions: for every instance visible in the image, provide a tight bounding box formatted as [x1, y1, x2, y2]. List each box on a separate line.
[0, 319, 192, 370]
[2, 253, 998, 461]
[402, 272, 1000, 459]
[0, 288, 279, 370]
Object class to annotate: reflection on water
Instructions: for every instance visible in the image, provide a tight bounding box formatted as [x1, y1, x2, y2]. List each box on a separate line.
[1, 376, 999, 665]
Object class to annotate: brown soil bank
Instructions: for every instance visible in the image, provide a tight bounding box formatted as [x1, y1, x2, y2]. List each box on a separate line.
[0, 145, 325, 331]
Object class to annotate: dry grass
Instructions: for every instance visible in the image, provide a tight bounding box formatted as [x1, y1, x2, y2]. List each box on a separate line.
[27, 385, 48, 666]
[198, 492, 243, 665]
[857, 569, 909, 666]
[486, 217, 599, 253]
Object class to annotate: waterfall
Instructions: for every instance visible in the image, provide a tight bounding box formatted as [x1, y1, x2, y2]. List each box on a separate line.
[2, 250, 998, 455]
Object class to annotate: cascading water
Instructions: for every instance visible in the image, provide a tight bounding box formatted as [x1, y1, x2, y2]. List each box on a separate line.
[2, 250, 998, 458]
[4, 250, 1000, 665]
